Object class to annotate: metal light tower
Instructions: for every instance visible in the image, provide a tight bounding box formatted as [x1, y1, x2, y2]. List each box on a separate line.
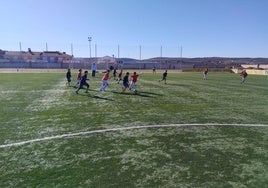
[118, 45, 120, 58]
[95, 44, 97, 58]
[139, 45, 142, 60]
[19, 42, 22, 52]
[180, 46, 183, 60]
[88, 36, 92, 58]
[180, 45, 183, 69]
[71, 43, 73, 56]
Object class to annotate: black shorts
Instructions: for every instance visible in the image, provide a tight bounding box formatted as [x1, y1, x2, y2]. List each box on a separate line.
[80, 82, 89, 89]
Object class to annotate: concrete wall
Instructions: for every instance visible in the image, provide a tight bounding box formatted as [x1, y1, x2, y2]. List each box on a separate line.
[246, 69, 268, 75]
[241, 64, 268, 69]
[0, 61, 62, 69]
[0, 61, 193, 70]
[232, 68, 268, 75]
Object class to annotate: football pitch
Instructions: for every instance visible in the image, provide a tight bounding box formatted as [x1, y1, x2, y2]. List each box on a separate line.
[0, 71, 267, 187]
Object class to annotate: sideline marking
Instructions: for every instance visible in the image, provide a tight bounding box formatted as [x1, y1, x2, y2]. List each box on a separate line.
[1, 123, 268, 148]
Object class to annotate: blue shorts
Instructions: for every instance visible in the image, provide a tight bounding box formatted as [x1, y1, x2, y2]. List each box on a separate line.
[123, 82, 129, 88]
[79, 82, 89, 89]
[67, 77, 71, 82]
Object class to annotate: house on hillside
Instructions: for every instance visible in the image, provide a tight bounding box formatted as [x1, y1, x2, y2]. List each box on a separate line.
[1, 49, 72, 63]
[3, 50, 38, 62]
[40, 51, 73, 63]
[0, 49, 5, 58]
[97, 56, 116, 63]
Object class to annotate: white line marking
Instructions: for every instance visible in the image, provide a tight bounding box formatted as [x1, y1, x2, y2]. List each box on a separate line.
[0, 123, 268, 148]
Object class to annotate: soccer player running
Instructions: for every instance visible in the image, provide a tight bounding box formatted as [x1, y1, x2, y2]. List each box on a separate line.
[66, 68, 72, 86]
[121, 72, 130, 93]
[129, 72, 142, 92]
[76, 71, 89, 94]
[240, 70, 248, 84]
[74, 69, 82, 88]
[159, 70, 168, 84]
[113, 68, 117, 80]
[99, 69, 110, 91]
[203, 68, 208, 80]
[117, 69, 123, 84]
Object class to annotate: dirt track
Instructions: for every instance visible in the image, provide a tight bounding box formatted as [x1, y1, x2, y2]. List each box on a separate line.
[0, 68, 67, 73]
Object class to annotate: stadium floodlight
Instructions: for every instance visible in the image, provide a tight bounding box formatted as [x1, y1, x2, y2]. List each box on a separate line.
[88, 37, 92, 58]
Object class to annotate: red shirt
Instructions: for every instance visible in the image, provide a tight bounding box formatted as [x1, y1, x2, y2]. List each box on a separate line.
[102, 72, 109, 80]
[241, 72, 247, 78]
[118, 71, 123, 77]
[131, 74, 139, 82]
[77, 72, 82, 80]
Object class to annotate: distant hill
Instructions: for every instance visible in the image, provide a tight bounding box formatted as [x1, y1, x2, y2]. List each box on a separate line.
[73, 56, 268, 68]
[141, 57, 268, 68]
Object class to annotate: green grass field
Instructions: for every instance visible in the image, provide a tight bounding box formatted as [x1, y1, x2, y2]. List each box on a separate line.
[0, 71, 268, 187]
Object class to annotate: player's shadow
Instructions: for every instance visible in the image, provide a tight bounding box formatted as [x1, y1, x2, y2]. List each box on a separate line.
[91, 95, 114, 101]
[167, 83, 188, 87]
[139, 91, 163, 96]
[111, 91, 154, 98]
[76, 92, 114, 101]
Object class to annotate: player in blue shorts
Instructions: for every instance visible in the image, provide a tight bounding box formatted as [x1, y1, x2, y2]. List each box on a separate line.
[66, 68, 72, 86]
[159, 70, 167, 84]
[121, 72, 130, 93]
[76, 71, 89, 94]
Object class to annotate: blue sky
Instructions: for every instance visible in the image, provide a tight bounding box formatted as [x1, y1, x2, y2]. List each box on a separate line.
[1, 0, 268, 58]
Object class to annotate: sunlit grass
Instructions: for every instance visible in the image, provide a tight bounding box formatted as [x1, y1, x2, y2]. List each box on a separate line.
[0, 72, 267, 187]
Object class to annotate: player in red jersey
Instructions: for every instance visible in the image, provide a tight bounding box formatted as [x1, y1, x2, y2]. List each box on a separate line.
[74, 69, 82, 88]
[203, 68, 208, 80]
[117, 69, 123, 84]
[129, 72, 142, 91]
[100, 69, 110, 91]
[240, 70, 248, 84]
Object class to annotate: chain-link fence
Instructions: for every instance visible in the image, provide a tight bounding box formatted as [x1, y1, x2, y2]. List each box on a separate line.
[1, 42, 183, 59]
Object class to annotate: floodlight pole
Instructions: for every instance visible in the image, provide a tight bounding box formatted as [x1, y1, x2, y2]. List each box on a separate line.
[180, 46, 183, 60]
[95, 44, 97, 58]
[180, 46, 183, 68]
[19, 42, 22, 52]
[71, 43, 74, 56]
[88, 36, 92, 58]
[118, 45, 120, 58]
[139, 45, 142, 60]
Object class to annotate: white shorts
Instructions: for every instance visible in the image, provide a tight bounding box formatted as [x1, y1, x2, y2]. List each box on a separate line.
[130, 81, 136, 88]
